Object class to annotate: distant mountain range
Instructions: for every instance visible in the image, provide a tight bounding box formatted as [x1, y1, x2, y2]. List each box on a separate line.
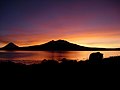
[0, 40, 120, 51]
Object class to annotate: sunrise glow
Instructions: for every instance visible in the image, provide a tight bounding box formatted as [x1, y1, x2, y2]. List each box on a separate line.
[0, 0, 120, 48]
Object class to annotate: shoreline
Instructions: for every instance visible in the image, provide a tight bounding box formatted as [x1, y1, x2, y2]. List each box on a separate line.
[0, 55, 120, 65]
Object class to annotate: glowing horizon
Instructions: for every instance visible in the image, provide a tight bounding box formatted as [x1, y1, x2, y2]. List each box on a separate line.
[0, 0, 120, 48]
[1, 38, 120, 48]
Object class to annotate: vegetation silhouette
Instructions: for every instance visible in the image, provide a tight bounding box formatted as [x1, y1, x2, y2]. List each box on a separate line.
[89, 52, 103, 64]
[0, 52, 120, 82]
[0, 52, 120, 65]
[1, 40, 120, 51]
[0, 52, 120, 68]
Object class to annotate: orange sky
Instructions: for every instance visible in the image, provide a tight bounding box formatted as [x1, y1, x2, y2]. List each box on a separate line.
[1, 26, 120, 48]
[0, 0, 120, 48]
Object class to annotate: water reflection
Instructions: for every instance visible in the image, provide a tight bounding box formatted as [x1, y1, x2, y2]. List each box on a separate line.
[46, 51, 72, 60]
[0, 52, 33, 59]
[0, 50, 120, 64]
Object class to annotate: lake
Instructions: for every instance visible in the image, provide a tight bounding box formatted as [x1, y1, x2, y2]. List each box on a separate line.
[0, 50, 120, 64]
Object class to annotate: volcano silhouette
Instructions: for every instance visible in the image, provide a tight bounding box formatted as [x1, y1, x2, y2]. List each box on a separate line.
[3, 42, 19, 49]
[1, 40, 119, 51]
[24, 40, 94, 51]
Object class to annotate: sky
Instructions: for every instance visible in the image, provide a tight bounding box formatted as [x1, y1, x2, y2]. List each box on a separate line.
[0, 0, 120, 48]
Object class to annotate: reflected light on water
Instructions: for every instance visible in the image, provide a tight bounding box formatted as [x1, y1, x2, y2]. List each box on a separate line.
[0, 50, 120, 64]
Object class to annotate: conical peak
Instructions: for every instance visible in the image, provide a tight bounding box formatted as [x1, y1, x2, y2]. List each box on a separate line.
[3, 42, 18, 49]
[8, 42, 16, 45]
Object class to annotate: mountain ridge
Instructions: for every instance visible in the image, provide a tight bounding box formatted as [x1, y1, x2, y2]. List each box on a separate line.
[1, 40, 120, 51]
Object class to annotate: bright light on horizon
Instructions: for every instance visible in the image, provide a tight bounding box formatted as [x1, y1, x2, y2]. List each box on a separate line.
[0, 0, 120, 48]
[0, 39, 120, 48]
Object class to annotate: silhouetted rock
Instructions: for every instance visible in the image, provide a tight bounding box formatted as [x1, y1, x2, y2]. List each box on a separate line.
[89, 52, 103, 63]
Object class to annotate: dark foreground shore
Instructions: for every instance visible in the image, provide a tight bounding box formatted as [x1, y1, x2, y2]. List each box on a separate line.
[0, 52, 120, 84]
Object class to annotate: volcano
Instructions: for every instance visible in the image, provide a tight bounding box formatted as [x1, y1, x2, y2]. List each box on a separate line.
[1, 40, 119, 51]
[3, 42, 19, 50]
[22, 40, 105, 51]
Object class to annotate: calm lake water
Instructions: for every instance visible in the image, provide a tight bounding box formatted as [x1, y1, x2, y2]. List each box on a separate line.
[0, 50, 120, 64]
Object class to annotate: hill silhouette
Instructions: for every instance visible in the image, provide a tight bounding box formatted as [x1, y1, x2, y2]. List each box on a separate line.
[24, 40, 91, 51]
[20, 40, 109, 51]
[0, 40, 120, 51]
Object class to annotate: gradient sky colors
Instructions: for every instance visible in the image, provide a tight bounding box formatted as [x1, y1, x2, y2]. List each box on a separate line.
[0, 0, 120, 48]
